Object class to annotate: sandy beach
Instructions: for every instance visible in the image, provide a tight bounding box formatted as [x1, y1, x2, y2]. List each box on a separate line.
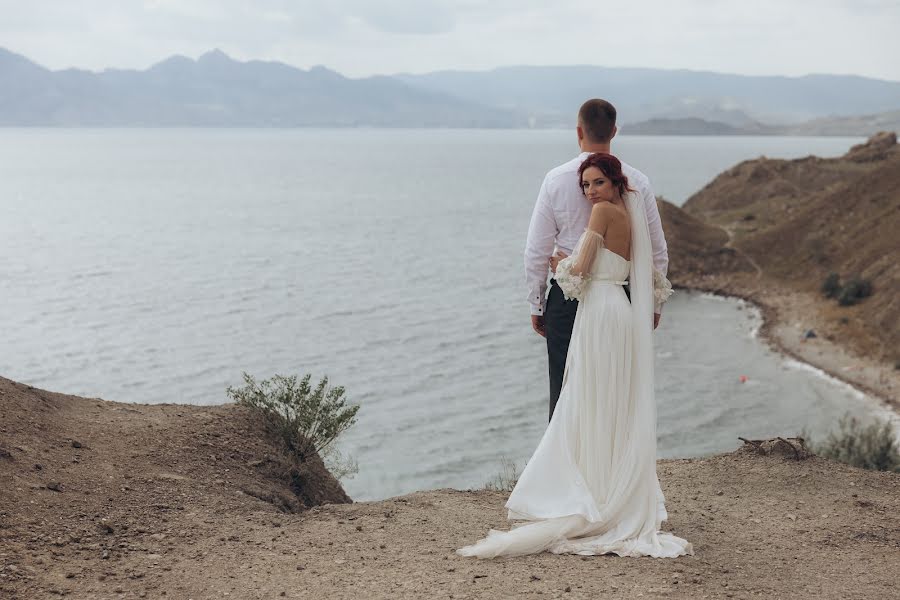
[677, 273, 899, 416]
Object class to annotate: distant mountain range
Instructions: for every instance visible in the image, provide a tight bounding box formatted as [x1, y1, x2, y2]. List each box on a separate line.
[0, 48, 519, 127]
[2, 47, 900, 133]
[622, 111, 900, 136]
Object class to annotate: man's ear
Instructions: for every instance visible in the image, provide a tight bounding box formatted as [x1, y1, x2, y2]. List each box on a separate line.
[610, 125, 618, 140]
[576, 125, 584, 143]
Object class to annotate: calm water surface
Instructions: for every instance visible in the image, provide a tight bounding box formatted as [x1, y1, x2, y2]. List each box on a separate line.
[0, 129, 885, 500]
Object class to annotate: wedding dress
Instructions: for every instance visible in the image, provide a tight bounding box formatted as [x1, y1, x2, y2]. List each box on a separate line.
[457, 193, 692, 559]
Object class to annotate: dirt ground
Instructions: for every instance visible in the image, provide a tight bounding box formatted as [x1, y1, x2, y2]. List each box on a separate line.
[2, 376, 898, 600]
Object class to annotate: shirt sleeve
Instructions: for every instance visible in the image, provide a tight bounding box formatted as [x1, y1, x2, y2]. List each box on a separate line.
[641, 180, 669, 313]
[524, 175, 557, 316]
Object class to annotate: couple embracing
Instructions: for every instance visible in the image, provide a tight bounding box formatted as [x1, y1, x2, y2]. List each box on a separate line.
[458, 99, 693, 559]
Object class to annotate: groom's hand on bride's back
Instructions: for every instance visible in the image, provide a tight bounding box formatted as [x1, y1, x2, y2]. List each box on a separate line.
[654, 313, 661, 330]
[531, 315, 546, 338]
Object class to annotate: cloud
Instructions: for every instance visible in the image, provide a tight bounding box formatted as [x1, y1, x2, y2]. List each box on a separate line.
[0, 0, 898, 81]
[345, 0, 458, 34]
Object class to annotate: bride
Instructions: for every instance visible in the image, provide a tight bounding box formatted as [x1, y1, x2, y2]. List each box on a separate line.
[458, 153, 693, 559]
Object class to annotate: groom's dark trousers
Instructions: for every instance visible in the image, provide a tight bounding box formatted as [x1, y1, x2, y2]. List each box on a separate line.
[544, 279, 578, 421]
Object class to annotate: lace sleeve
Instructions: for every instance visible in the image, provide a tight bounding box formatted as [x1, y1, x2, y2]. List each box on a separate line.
[555, 229, 604, 301]
[653, 268, 674, 306]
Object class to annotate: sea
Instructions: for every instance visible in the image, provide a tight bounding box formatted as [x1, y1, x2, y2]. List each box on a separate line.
[0, 128, 891, 500]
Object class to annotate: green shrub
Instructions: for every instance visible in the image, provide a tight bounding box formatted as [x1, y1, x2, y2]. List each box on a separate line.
[837, 277, 873, 306]
[227, 372, 360, 474]
[808, 414, 900, 472]
[821, 272, 841, 298]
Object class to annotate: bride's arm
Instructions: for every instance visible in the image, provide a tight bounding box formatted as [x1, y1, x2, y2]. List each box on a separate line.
[555, 204, 611, 300]
[570, 203, 613, 276]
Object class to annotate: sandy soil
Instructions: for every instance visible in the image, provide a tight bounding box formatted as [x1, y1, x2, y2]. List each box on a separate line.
[2, 377, 899, 600]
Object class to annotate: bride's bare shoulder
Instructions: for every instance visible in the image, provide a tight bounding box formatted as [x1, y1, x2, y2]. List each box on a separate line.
[589, 202, 628, 224]
[587, 202, 617, 234]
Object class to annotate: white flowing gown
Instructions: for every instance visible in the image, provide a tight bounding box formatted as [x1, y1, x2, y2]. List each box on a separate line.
[458, 194, 693, 559]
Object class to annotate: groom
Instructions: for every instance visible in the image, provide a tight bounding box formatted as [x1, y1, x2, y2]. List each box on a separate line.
[525, 99, 670, 421]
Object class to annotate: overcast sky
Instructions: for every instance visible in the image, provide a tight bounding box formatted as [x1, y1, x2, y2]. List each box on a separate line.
[2, 0, 899, 81]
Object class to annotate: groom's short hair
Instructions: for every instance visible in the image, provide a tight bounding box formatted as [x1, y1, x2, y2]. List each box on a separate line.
[578, 99, 617, 143]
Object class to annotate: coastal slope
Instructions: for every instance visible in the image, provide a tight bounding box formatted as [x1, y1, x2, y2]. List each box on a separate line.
[2, 378, 899, 599]
[660, 132, 900, 404]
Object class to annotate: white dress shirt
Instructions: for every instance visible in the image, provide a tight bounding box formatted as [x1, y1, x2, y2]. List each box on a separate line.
[524, 152, 669, 316]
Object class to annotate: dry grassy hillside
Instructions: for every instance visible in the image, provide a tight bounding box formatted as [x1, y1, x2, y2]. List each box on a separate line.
[667, 132, 899, 365]
[656, 198, 755, 283]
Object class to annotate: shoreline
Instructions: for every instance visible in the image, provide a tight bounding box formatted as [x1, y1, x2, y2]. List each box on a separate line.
[679, 280, 899, 418]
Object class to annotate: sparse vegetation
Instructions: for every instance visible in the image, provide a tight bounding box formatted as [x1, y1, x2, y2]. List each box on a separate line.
[483, 458, 520, 492]
[820, 273, 873, 306]
[821, 272, 841, 298]
[837, 277, 873, 306]
[227, 372, 360, 480]
[805, 414, 900, 472]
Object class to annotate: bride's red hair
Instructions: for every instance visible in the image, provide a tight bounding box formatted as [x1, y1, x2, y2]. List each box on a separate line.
[578, 153, 633, 198]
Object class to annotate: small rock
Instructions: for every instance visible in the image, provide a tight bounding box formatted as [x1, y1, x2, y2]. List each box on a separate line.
[565, 586, 572, 592]
[46, 481, 62, 492]
[530, 575, 541, 581]
[804, 329, 817, 339]
[71, 440, 83, 449]
[101, 550, 110, 560]
[715, 490, 724, 496]
[356, 525, 363, 532]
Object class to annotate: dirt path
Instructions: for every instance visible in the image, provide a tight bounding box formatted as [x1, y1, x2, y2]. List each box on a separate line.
[2, 377, 899, 599]
[721, 224, 763, 282]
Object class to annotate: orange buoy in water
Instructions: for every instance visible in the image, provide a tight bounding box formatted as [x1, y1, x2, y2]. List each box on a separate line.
[739, 375, 748, 384]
